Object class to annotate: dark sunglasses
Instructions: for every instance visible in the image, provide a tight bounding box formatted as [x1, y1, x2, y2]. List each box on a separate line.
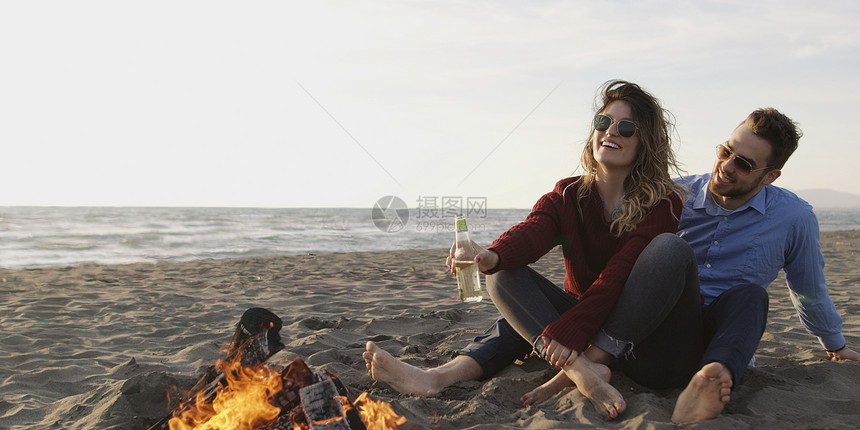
[716, 143, 770, 174]
[593, 114, 637, 138]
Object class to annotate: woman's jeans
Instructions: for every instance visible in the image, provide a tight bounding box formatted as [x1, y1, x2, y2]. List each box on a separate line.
[458, 233, 705, 389]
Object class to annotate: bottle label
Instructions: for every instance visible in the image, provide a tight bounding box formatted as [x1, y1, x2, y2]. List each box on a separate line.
[455, 218, 467, 232]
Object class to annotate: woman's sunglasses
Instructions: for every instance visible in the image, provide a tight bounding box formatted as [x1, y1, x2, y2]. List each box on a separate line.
[593, 114, 637, 138]
[716, 143, 771, 174]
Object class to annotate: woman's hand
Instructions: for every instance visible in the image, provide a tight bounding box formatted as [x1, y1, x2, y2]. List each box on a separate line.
[475, 248, 499, 273]
[447, 241, 499, 274]
[541, 336, 579, 368]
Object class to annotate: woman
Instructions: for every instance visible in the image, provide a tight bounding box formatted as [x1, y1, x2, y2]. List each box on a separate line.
[364, 80, 698, 420]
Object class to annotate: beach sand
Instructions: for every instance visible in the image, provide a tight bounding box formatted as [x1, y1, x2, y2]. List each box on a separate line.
[1, 231, 858, 429]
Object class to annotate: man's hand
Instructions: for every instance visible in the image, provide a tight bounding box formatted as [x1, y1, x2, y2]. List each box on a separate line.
[827, 345, 860, 362]
[541, 336, 579, 368]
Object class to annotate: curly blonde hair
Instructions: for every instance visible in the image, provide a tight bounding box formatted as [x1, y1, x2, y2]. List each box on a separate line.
[568, 80, 685, 236]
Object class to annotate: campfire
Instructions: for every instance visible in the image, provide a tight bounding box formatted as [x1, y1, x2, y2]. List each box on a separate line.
[149, 308, 406, 430]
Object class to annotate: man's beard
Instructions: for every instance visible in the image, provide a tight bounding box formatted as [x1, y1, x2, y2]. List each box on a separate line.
[709, 170, 767, 199]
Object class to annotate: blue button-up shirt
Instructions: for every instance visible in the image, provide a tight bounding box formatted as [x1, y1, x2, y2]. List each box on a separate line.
[677, 174, 845, 351]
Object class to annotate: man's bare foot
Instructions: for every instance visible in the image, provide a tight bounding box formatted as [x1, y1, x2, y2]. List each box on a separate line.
[363, 341, 443, 395]
[562, 356, 625, 420]
[671, 362, 733, 424]
[522, 370, 575, 406]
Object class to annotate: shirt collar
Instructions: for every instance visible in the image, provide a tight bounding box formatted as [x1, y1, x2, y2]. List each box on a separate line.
[693, 174, 768, 215]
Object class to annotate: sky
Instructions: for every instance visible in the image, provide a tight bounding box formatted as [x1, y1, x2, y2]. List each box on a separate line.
[2, 1, 859, 209]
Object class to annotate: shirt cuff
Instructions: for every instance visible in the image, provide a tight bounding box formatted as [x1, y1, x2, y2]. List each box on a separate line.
[818, 333, 846, 352]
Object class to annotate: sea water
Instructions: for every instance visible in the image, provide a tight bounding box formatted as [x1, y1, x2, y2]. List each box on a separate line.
[0, 207, 527, 269]
[1, 206, 858, 269]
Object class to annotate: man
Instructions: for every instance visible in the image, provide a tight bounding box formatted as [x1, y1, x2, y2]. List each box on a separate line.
[669, 107, 859, 422]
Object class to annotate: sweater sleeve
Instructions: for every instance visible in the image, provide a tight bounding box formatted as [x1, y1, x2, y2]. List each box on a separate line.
[541, 193, 683, 353]
[485, 186, 567, 273]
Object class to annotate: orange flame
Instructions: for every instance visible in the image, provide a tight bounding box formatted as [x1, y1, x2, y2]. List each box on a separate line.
[354, 392, 407, 429]
[168, 359, 283, 430]
[167, 358, 405, 430]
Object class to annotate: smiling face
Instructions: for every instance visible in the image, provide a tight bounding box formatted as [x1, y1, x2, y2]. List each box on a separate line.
[592, 100, 640, 175]
[709, 123, 782, 210]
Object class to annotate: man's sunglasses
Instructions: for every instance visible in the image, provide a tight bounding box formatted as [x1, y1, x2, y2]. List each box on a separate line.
[593, 114, 637, 138]
[716, 143, 771, 174]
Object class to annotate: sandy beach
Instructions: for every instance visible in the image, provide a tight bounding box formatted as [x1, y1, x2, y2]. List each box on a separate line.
[1, 230, 858, 429]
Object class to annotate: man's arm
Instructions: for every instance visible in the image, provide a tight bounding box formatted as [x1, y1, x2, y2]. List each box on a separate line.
[783, 209, 849, 353]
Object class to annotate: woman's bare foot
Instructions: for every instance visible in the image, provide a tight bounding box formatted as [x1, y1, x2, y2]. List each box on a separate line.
[522, 370, 575, 406]
[562, 356, 625, 420]
[363, 341, 443, 395]
[671, 362, 733, 424]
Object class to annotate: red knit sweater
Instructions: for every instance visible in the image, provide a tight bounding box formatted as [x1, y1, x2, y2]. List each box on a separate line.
[486, 177, 682, 353]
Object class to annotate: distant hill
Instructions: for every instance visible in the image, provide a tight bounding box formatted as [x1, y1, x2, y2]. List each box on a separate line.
[791, 189, 860, 208]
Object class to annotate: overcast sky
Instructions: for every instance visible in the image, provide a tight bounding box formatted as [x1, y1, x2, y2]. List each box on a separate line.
[2, 1, 859, 209]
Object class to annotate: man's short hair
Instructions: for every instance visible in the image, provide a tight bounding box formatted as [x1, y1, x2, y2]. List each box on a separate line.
[742, 108, 802, 169]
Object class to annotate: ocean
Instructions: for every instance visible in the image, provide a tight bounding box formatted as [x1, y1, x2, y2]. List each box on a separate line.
[1, 206, 859, 269]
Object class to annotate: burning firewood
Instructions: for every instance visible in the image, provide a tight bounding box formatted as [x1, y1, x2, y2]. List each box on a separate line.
[258, 359, 366, 430]
[148, 308, 405, 430]
[300, 378, 349, 430]
[149, 307, 285, 430]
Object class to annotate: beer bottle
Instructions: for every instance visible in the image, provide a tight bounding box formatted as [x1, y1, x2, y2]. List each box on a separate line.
[453, 214, 483, 302]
